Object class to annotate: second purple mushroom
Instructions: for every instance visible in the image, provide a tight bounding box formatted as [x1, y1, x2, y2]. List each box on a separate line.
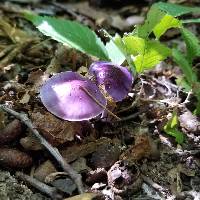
[89, 61, 133, 101]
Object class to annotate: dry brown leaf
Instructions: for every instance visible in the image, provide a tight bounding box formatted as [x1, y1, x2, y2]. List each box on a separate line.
[61, 137, 112, 163]
[31, 111, 83, 146]
[120, 134, 159, 162]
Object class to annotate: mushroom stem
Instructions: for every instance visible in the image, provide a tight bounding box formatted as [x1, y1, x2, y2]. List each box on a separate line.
[80, 86, 120, 120]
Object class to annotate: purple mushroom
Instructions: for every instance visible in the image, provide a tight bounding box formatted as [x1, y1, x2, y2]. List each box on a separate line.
[40, 71, 107, 121]
[89, 61, 133, 101]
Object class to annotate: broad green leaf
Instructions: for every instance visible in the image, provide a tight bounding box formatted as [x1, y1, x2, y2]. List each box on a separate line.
[105, 39, 126, 65]
[122, 36, 145, 55]
[182, 18, 200, 23]
[24, 13, 109, 60]
[176, 76, 191, 92]
[155, 2, 200, 17]
[120, 36, 171, 72]
[164, 128, 184, 144]
[164, 112, 184, 144]
[153, 15, 182, 39]
[172, 49, 197, 85]
[134, 41, 171, 72]
[136, 6, 165, 38]
[181, 28, 200, 63]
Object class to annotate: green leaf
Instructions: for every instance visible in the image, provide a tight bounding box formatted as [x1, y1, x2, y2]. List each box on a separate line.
[134, 40, 171, 72]
[176, 76, 192, 92]
[172, 49, 197, 85]
[164, 112, 184, 144]
[182, 18, 200, 23]
[181, 28, 200, 63]
[153, 15, 182, 39]
[121, 36, 171, 72]
[154, 2, 200, 17]
[136, 6, 166, 38]
[105, 36, 126, 65]
[122, 36, 145, 55]
[24, 13, 109, 60]
[165, 129, 185, 144]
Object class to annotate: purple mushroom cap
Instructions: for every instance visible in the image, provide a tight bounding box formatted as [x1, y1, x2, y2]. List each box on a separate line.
[40, 71, 107, 121]
[89, 61, 133, 101]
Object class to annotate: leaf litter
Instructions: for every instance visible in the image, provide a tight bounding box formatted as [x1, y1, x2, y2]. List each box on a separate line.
[0, 0, 200, 200]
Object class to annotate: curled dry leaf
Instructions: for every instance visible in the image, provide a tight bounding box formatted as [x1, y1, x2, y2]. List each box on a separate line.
[120, 134, 159, 162]
[0, 119, 22, 144]
[107, 160, 142, 195]
[31, 111, 84, 146]
[0, 148, 33, 168]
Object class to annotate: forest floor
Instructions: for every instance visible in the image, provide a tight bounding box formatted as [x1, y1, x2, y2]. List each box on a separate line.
[0, 0, 200, 200]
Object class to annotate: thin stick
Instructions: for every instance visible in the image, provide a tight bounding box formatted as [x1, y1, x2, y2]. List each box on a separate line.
[141, 175, 175, 199]
[0, 105, 84, 194]
[80, 86, 121, 120]
[16, 171, 62, 200]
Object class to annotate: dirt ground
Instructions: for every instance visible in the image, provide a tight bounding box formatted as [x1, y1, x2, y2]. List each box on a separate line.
[0, 0, 200, 200]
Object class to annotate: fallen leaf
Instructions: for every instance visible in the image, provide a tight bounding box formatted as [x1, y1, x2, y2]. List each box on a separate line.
[120, 134, 159, 162]
[31, 111, 83, 146]
[61, 137, 112, 163]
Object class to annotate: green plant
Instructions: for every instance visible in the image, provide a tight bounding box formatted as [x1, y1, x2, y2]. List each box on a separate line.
[164, 111, 184, 144]
[24, 2, 200, 141]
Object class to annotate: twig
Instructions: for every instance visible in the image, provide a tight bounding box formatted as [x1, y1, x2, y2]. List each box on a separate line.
[16, 171, 62, 200]
[141, 174, 175, 200]
[0, 104, 84, 194]
[80, 86, 120, 120]
[118, 109, 146, 122]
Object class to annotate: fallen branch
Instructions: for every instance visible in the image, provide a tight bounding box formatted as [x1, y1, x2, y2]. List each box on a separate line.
[0, 104, 84, 193]
[16, 171, 62, 200]
[141, 174, 176, 200]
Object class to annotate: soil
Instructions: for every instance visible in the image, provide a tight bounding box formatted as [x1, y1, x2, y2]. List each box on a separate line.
[0, 0, 200, 200]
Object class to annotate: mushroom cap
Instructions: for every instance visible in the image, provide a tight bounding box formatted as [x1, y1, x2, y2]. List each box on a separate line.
[40, 71, 106, 121]
[89, 61, 133, 101]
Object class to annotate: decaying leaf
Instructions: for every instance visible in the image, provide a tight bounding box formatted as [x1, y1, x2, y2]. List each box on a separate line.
[120, 134, 159, 162]
[107, 160, 142, 194]
[31, 111, 84, 146]
[61, 137, 112, 163]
